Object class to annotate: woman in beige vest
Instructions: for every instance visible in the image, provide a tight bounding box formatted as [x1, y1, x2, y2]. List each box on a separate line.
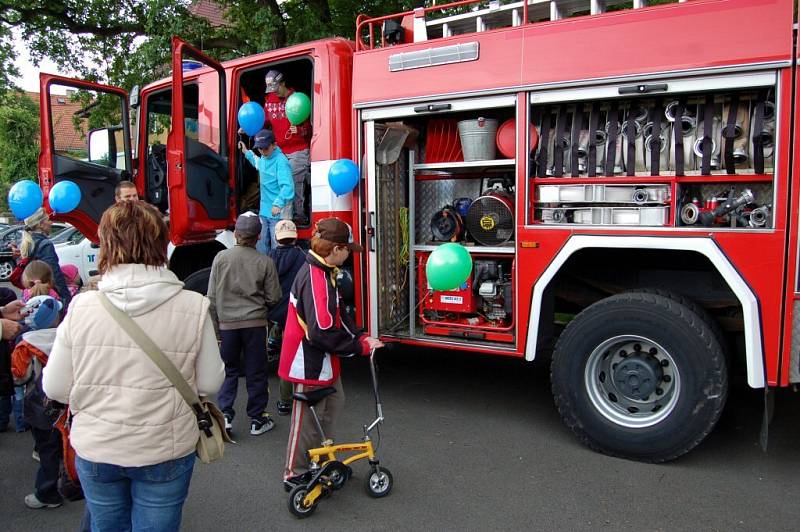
[43, 201, 224, 532]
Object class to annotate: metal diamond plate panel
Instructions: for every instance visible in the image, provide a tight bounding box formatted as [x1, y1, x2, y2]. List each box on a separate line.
[376, 157, 409, 331]
[415, 178, 483, 244]
[791, 301, 800, 383]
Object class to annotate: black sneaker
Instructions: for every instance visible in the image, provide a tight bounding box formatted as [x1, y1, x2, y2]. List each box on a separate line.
[276, 400, 292, 416]
[283, 472, 313, 493]
[250, 414, 275, 435]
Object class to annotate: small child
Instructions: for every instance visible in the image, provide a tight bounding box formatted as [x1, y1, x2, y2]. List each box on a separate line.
[22, 261, 61, 303]
[60, 265, 81, 298]
[266, 220, 307, 416]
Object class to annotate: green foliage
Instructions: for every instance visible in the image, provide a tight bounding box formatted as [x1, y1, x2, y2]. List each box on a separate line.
[0, 1, 419, 96]
[0, 91, 39, 211]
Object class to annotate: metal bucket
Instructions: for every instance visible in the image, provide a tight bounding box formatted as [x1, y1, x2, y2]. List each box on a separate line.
[458, 118, 498, 161]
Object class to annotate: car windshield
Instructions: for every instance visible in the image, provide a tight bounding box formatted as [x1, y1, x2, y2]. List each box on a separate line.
[51, 227, 80, 244]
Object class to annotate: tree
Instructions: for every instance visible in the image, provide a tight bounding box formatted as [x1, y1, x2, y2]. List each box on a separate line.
[0, 91, 39, 211]
[0, 0, 415, 95]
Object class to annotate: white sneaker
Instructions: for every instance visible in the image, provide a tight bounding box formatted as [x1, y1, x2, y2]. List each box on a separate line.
[24, 493, 62, 509]
[250, 415, 275, 435]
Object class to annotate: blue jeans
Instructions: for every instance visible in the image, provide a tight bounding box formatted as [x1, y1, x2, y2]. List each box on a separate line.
[257, 207, 292, 254]
[76, 453, 195, 532]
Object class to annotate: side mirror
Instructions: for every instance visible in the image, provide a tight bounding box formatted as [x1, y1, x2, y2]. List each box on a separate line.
[88, 126, 123, 168]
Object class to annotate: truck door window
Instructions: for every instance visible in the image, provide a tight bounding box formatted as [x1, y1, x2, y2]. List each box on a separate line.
[236, 58, 314, 225]
[145, 89, 172, 210]
[49, 84, 126, 170]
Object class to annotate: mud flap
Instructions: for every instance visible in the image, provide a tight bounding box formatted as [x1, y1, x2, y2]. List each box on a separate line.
[758, 386, 774, 452]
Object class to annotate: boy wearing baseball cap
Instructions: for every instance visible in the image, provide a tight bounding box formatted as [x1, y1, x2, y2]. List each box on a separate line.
[238, 129, 294, 253]
[208, 213, 282, 435]
[279, 218, 383, 490]
[266, 220, 306, 416]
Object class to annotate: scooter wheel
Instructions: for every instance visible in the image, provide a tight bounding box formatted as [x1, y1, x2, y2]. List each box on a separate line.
[365, 466, 393, 498]
[288, 484, 317, 518]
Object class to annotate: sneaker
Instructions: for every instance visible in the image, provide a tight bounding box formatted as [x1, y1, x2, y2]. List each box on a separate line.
[223, 414, 233, 435]
[283, 471, 313, 493]
[32, 450, 39, 462]
[250, 414, 275, 435]
[276, 400, 292, 416]
[24, 493, 62, 509]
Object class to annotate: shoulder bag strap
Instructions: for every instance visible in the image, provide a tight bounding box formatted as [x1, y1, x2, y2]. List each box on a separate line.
[96, 292, 202, 412]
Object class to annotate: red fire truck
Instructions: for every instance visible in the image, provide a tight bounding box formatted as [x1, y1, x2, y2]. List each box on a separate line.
[38, 0, 797, 462]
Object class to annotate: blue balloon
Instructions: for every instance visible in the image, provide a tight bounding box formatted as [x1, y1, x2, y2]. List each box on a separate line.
[8, 180, 43, 220]
[238, 102, 265, 137]
[328, 159, 360, 196]
[48, 180, 81, 214]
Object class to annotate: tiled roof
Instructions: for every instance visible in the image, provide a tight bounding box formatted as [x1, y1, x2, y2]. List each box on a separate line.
[190, 0, 229, 28]
[26, 91, 88, 151]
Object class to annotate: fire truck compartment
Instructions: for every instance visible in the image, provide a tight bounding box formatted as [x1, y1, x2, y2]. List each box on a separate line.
[368, 102, 518, 348]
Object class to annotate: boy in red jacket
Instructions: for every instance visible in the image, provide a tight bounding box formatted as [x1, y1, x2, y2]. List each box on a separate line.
[279, 218, 382, 491]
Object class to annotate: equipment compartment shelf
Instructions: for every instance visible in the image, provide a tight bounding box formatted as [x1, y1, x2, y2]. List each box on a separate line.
[414, 159, 515, 172]
[413, 244, 515, 254]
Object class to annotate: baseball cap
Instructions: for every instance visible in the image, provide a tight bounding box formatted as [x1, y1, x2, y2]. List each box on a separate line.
[275, 219, 297, 240]
[253, 128, 275, 149]
[234, 212, 262, 237]
[265, 69, 285, 93]
[313, 218, 363, 252]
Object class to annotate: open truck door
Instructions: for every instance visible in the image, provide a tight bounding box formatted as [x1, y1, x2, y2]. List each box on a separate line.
[167, 36, 232, 245]
[38, 74, 132, 242]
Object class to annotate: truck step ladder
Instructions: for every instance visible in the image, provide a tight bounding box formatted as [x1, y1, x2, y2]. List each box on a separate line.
[416, 0, 688, 42]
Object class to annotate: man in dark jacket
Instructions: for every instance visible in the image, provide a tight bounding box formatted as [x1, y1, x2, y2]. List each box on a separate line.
[208, 213, 282, 436]
[267, 220, 306, 416]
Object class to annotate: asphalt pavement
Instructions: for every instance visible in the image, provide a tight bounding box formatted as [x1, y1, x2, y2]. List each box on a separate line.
[2, 346, 800, 531]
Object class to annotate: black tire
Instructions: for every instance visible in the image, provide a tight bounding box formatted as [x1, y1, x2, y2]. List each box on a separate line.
[326, 462, 351, 491]
[551, 292, 728, 463]
[0, 259, 13, 281]
[183, 267, 211, 296]
[365, 467, 393, 498]
[288, 484, 317, 518]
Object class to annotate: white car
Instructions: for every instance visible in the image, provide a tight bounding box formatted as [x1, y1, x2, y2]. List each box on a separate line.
[54, 228, 99, 285]
[56, 229, 234, 287]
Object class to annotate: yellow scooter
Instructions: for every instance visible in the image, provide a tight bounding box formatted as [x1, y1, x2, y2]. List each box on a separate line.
[287, 349, 393, 518]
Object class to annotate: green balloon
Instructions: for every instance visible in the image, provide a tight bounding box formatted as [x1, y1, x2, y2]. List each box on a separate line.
[426, 243, 473, 292]
[285, 92, 311, 125]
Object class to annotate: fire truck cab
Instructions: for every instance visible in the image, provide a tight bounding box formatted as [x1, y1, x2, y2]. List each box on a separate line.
[37, 0, 799, 462]
[38, 36, 355, 286]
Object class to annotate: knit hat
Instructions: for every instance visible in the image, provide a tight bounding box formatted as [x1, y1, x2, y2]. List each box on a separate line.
[24, 208, 48, 230]
[61, 264, 80, 284]
[24, 295, 62, 330]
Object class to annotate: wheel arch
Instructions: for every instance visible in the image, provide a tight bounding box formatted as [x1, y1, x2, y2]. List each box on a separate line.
[168, 239, 227, 281]
[526, 235, 764, 388]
